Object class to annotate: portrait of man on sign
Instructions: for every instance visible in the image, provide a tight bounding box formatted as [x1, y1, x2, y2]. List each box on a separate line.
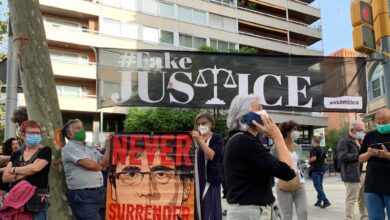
[106, 133, 195, 220]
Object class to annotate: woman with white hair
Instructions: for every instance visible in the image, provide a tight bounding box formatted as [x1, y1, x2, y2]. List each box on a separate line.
[223, 94, 296, 220]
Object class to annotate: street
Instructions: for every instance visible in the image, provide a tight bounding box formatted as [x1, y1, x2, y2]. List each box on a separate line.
[222, 173, 371, 220]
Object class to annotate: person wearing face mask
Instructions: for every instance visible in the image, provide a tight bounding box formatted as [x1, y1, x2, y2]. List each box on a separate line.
[224, 94, 295, 219]
[2, 120, 52, 220]
[61, 119, 111, 220]
[190, 112, 223, 220]
[336, 120, 368, 220]
[359, 108, 390, 220]
[270, 120, 308, 220]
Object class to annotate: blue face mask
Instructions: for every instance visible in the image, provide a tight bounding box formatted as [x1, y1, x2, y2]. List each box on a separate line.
[26, 135, 42, 146]
[355, 131, 365, 139]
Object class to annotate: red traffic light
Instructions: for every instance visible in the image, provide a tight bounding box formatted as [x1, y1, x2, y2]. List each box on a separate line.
[360, 1, 373, 26]
[351, 1, 374, 27]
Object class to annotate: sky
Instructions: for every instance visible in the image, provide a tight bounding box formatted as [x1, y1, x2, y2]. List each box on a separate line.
[320, 0, 354, 55]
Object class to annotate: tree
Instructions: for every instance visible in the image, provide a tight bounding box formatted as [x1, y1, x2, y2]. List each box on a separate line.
[8, 0, 71, 219]
[325, 123, 349, 151]
[0, 0, 8, 60]
[124, 107, 201, 132]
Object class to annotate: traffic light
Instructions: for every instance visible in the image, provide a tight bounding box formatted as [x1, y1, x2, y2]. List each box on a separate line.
[351, 0, 376, 54]
[371, 0, 390, 43]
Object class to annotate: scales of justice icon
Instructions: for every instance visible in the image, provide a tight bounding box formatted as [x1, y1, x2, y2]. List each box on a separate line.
[194, 65, 237, 105]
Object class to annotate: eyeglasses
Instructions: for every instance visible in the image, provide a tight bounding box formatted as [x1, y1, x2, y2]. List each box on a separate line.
[25, 131, 41, 135]
[116, 167, 179, 186]
[115, 166, 194, 186]
[196, 121, 210, 126]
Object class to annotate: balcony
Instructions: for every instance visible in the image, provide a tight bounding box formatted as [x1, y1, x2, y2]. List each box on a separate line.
[39, 0, 100, 18]
[51, 60, 96, 80]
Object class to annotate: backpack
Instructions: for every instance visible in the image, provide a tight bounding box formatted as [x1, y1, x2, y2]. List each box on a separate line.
[334, 148, 341, 173]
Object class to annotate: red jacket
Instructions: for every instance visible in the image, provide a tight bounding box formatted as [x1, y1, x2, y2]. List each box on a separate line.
[0, 180, 35, 220]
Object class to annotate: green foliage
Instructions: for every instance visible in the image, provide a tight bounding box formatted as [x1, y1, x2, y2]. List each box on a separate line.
[124, 107, 201, 132]
[325, 123, 349, 151]
[124, 108, 229, 138]
[214, 119, 228, 137]
[229, 47, 257, 54]
[0, 0, 8, 59]
[197, 45, 218, 52]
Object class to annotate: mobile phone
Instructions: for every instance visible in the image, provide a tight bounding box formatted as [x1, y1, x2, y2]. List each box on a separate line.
[370, 143, 383, 149]
[243, 112, 264, 125]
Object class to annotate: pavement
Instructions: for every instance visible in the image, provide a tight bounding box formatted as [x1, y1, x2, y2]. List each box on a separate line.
[222, 172, 371, 220]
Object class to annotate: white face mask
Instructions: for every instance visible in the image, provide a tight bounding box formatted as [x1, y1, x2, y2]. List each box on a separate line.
[290, 130, 300, 141]
[255, 110, 268, 116]
[198, 125, 209, 135]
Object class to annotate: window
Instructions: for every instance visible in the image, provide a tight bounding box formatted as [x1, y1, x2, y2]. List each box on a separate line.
[210, 14, 223, 29]
[50, 51, 88, 64]
[193, 10, 207, 25]
[121, 23, 138, 39]
[223, 16, 236, 31]
[45, 17, 81, 32]
[193, 37, 207, 48]
[179, 34, 193, 48]
[101, 0, 120, 7]
[178, 6, 192, 22]
[101, 18, 121, 36]
[141, 0, 158, 14]
[209, 13, 236, 31]
[56, 84, 87, 97]
[121, 0, 137, 10]
[209, 39, 236, 52]
[159, 2, 174, 18]
[218, 41, 229, 52]
[213, 0, 236, 6]
[179, 34, 206, 49]
[142, 26, 159, 42]
[371, 64, 386, 99]
[160, 30, 174, 44]
[372, 78, 382, 98]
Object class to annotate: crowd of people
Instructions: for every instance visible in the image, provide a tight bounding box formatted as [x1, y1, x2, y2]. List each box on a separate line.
[0, 100, 389, 220]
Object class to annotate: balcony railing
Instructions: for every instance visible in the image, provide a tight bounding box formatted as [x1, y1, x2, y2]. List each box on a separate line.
[238, 5, 322, 31]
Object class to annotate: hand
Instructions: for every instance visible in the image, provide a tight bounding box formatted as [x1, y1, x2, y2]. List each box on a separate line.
[190, 130, 202, 143]
[377, 145, 390, 159]
[104, 134, 112, 149]
[367, 147, 379, 158]
[252, 115, 282, 140]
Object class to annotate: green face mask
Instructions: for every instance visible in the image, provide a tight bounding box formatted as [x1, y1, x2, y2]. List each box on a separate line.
[376, 123, 390, 134]
[74, 129, 86, 142]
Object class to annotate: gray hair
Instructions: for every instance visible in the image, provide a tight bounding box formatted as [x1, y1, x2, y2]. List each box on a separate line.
[227, 94, 262, 132]
[194, 112, 215, 129]
[349, 120, 364, 130]
[62, 119, 81, 140]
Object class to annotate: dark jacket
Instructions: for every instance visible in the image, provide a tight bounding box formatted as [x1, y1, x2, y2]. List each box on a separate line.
[337, 136, 360, 182]
[223, 130, 295, 206]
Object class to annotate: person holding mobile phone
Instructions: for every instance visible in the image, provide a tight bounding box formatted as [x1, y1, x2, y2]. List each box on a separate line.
[336, 120, 368, 220]
[359, 108, 390, 220]
[223, 94, 296, 220]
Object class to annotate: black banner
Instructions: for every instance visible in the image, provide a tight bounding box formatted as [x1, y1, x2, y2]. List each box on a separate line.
[97, 49, 367, 112]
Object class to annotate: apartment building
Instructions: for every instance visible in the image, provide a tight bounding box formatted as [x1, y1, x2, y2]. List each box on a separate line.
[18, 0, 326, 145]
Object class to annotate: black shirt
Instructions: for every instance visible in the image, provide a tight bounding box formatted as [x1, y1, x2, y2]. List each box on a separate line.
[223, 131, 295, 206]
[11, 146, 52, 189]
[359, 130, 390, 195]
[309, 147, 325, 172]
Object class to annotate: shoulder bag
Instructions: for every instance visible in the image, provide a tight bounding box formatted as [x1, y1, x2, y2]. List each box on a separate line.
[18, 148, 49, 212]
[277, 171, 301, 192]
